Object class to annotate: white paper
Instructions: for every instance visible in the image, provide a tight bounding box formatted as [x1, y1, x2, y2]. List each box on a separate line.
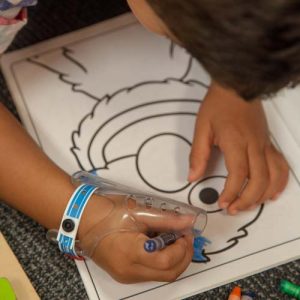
[1, 13, 300, 300]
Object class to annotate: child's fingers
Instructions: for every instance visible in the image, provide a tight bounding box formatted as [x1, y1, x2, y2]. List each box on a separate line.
[127, 248, 192, 283]
[92, 231, 193, 283]
[257, 145, 289, 205]
[218, 142, 249, 209]
[130, 235, 194, 283]
[228, 146, 269, 214]
[189, 120, 213, 182]
[134, 234, 193, 270]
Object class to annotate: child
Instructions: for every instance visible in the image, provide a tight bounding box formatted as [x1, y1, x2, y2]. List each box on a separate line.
[0, 0, 290, 283]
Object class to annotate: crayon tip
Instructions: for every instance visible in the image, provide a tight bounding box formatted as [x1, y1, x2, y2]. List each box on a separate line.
[228, 286, 242, 299]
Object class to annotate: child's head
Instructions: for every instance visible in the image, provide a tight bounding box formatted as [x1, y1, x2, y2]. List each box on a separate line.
[128, 0, 300, 100]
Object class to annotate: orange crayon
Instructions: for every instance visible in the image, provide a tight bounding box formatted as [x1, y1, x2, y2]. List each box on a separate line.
[228, 286, 242, 300]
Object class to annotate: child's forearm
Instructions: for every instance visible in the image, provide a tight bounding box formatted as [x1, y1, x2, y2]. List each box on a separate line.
[0, 103, 74, 229]
[0, 103, 108, 237]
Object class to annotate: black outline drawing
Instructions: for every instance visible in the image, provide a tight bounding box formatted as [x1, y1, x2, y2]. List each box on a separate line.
[188, 176, 226, 214]
[27, 45, 264, 265]
[136, 133, 192, 193]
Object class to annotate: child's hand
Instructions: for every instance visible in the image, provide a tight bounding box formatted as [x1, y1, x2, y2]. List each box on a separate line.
[91, 230, 193, 283]
[188, 82, 289, 214]
[78, 195, 194, 283]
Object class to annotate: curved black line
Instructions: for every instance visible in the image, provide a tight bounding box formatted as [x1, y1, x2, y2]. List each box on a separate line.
[81, 98, 200, 169]
[203, 204, 265, 257]
[192, 251, 211, 263]
[180, 56, 193, 81]
[70, 149, 87, 171]
[186, 79, 210, 89]
[98, 154, 138, 170]
[167, 42, 196, 83]
[107, 77, 208, 102]
[89, 166, 109, 173]
[169, 42, 175, 58]
[108, 79, 179, 101]
[28, 58, 102, 102]
[72, 93, 106, 146]
[70, 101, 101, 170]
[27, 57, 67, 75]
[206, 208, 223, 214]
[92, 111, 198, 170]
[135, 133, 192, 193]
[228, 203, 265, 242]
[85, 155, 138, 179]
[62, 47, 87, 73]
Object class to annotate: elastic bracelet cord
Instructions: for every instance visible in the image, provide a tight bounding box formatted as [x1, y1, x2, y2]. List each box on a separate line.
[56, 184, 98, 259]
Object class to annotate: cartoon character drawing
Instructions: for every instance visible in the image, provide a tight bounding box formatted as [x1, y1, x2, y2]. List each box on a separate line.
[27, 36, 264, 262]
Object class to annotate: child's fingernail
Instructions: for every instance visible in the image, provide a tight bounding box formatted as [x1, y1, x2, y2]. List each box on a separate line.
[188, 168, 196, 182]
[271, 193, 281, 201]
[249, 204, 257, 210]
[229, 208, 238, 215]
[219, 202, 229, 209]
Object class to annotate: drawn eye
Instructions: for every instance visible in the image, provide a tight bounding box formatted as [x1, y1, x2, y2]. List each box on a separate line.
[188, 176, 226, 213]
[199, 187, 219, 205]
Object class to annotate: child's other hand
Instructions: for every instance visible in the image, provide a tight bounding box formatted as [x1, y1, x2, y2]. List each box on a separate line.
[188, 82, 289, 214]
[78, 195, 194, 283]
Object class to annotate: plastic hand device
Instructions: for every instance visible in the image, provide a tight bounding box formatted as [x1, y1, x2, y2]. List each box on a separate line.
[48, 171, 207, 259]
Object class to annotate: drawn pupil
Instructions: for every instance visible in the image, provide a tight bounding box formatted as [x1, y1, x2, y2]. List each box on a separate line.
[199, 188, 219, 205]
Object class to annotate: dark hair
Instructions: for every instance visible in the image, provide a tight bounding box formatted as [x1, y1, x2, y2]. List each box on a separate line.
[147, 0, 300, 100]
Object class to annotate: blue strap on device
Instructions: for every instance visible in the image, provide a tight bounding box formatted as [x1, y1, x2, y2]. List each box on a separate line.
[56, 184, 98, 258]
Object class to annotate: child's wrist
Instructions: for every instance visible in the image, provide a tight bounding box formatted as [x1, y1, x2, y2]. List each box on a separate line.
[77, 194, 114, 241]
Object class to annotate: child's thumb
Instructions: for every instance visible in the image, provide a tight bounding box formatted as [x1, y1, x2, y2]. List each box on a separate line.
[134, 209, 196, 234]
[188, 122, 213, 182]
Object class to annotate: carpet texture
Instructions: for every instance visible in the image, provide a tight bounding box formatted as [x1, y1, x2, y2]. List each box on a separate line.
[0, 1, 299, 299]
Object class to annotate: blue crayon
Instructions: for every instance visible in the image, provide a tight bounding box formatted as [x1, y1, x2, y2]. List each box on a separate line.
[144, 232, 182, 252]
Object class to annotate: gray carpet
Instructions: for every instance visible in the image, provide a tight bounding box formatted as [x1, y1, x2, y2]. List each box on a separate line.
[0, 1, 299, 299]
